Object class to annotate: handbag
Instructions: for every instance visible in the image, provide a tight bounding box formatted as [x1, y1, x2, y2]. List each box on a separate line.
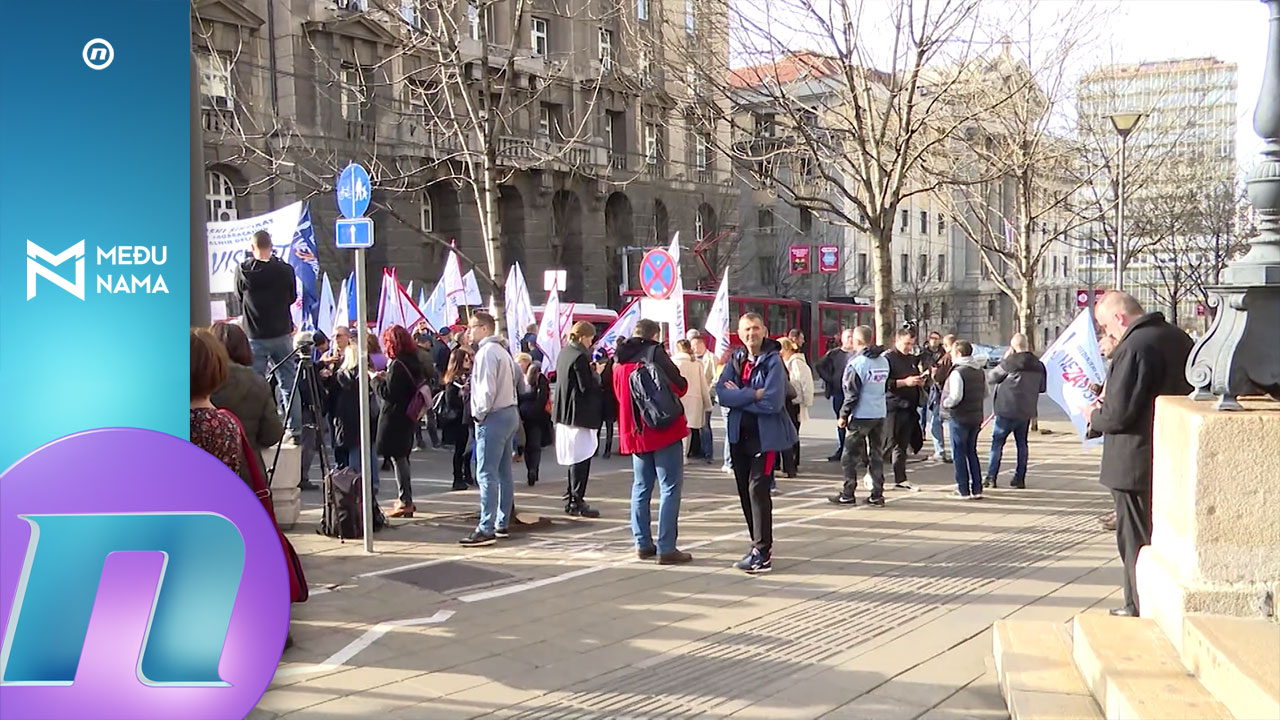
[220, 409, 310, 604]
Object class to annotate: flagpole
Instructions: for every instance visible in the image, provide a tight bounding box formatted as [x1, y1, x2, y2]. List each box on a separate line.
[355, 249, 375, 553]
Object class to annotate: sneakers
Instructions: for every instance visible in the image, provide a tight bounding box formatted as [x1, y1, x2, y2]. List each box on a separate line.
[658, 550, 693, 565]
[459, 530, 496, 546]
[1010, 479, 1026, 489]
[494, 526, 510, 539]
[566, 504, 601, 519]
[637, 545, 657, 560]
[450, 480, 469, 491]
[827, 453, 842, 463]
[865, 496, 885, 507]
[893, 481, 916, 491]
[982, 477, 997, 489]
[951, 490, 972, 500]
[828, 493, 857, 506]
[734, 548, 772, 574]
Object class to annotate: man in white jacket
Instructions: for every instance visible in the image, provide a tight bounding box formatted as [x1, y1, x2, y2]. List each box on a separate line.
[461, 311, 520, 547]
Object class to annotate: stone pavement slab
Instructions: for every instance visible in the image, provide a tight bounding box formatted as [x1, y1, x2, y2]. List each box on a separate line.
[254, 409, 1116, 719]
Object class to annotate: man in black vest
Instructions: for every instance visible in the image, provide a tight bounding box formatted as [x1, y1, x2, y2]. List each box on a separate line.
[1087, 291, 1192, 617]
[882, 328, 925, 490]
[941, 340, 988, 499]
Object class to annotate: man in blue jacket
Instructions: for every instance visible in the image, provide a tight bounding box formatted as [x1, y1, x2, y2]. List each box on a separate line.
[718, 312, 799, 574]
[832, 326, 891, 506]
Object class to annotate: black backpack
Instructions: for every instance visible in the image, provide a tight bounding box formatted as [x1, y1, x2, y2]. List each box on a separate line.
[628, 344, 684, 430]
[319, 467, 385, 541]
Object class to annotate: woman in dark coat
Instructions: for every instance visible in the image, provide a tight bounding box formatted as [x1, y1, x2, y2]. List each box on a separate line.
[552, 322, 604, 517]
[374, 325, 427, 518]
[516, 354, 553, 486]
[439, 347, 475, 491]
[595, 349, 618, 459]
[210, 322, 284, 485]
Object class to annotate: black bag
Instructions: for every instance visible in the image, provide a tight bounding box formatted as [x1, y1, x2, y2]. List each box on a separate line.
[434, 385, 461, 425]
[629, 345, 684, 430]
[319, 467, 384, 541]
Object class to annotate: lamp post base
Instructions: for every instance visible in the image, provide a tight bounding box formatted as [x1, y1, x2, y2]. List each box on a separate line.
[1185, 285, 1280, 406]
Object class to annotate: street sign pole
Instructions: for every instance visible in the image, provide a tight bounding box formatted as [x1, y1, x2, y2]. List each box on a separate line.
[355, 248, 374, 554]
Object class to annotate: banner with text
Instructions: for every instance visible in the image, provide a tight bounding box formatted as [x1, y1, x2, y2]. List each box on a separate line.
[1042, 310, 1106, 446]
[206, 202, 305, 294]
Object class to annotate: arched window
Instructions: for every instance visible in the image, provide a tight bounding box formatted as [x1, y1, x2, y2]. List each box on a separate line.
[694, 211, 704, 242]
[420, 191, 434, 232]
[206, 171, 237, 222]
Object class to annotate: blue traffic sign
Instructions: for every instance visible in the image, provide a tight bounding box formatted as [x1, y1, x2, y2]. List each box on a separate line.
[336, 164, 372, 219]
[335, 218, 374, 249]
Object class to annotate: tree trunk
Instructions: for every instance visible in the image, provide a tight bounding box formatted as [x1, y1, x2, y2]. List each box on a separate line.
[479, 148, 507, 339]
[871, 220, 895, 345]
[1019, 277, 1035, 351]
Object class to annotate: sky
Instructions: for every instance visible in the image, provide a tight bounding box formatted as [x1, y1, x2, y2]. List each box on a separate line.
[731, 0, 1269, 172]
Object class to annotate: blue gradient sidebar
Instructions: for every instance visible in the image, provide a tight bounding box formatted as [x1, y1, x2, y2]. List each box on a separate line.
[0, 2, 192, 467]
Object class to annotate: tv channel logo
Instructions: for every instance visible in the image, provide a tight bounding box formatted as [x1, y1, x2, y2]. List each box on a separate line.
[0, 428, 290, 719]
[25, 240, 85, 300]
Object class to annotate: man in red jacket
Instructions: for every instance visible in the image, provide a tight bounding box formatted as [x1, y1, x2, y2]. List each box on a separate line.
[614, 319, 693, 565]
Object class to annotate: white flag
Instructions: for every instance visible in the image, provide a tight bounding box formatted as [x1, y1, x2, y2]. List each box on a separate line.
[442, 250, 468, 313]
[376, 269, 426, 339]
[505, 262, 537, 353]
[598, 300, 642, 351]
[404, 281, 417, 306]
[417, 287, 426, 309]
[290, 275, 305, 331]
[537, 290, 565, 373]
[1041, 310, 1106, 446]
[330, 273, 350, 337]
[666, 233, 686, 352]
[420, 281, 456, 333]
[704, 271, 731, 357]
[318, 273, 336, 339]
[462, 269, 484, 306]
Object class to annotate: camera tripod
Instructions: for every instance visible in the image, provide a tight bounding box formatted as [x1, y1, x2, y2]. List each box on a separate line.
[265, 343, 333, 489]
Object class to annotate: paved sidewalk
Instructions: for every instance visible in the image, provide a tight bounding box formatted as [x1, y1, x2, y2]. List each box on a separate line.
[253, 407, 1118, 720]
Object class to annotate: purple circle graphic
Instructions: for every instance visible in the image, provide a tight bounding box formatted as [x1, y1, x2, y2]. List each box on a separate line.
[0, 429, 290, 720]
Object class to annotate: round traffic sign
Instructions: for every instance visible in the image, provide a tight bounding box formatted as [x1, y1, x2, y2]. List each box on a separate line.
[639, 249, 678, 300]
[336, 164, 371, 219]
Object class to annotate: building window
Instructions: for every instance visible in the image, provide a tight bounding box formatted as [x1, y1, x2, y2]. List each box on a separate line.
[538, 105, 552, 136]
[857, 252, 868, 285]
[638, 47, 653, 86]
[936, 253, 945, 281]
[923, 302, 932, 320]
[1063, 256, 1070, 277]
[1052, 255, 1059, 276]
[637, 0, 648, 21]
[937, 215, 945, 235]
[197, 52, 233, 109]
[644, 122, 659, 163]
[531, 17, 548, 56]
[685, 0, 696, 35]
[467, 2, 495, 40]
[900, 253, 909, 283]
[919, 211, 928, 234]
[758, 256, 776, 286]
[339, 65, 366, 121]
[695, 212, 704, 241]
[420, 191, 433, 232]
[1044, 327, 1049, 347]
[757, 208, 774, 233]
[799, 207, 812, 234]
[941, 301, 948, 320]
[694, 133, 709, 171]
[685, 62, 699, 95]
[988, 299, 997, 319]
[598, 28, 614, 73]
[206, 171, 237, 222]
[900, 209, 909, 232]
[918, 254, 928, 281]
[754, 113, 776, 138]
[399, 0, 417, 26]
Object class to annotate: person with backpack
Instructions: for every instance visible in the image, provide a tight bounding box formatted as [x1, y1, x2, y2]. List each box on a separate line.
[717, 312, 798, 574]
[374, 325, 428, 518]
[554, 322, 605, 517]
[614, 319, 692, 565]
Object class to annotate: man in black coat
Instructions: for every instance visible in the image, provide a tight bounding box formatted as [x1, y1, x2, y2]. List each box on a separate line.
[882, 328, 926, 490]
[552, 324, 605, 517]
[1087, 291, 1193, 618]
[234, 230, 301, 442]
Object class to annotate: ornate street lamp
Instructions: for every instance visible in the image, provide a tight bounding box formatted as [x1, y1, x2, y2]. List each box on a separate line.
[1186, 0, 1280, 408]
[1108, 111, 1144, 292]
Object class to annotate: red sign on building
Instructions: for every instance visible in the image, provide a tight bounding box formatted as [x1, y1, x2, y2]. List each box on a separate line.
[818, 244, 840, 274]
[789, 245, 811, 274]
[1075, 288, 1105, 308]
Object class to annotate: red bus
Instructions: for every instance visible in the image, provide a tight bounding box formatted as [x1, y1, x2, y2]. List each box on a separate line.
[620, 291, 873, 359]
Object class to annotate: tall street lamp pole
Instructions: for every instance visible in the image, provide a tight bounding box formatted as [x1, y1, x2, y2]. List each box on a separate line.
[1108, 112, 1144, 292]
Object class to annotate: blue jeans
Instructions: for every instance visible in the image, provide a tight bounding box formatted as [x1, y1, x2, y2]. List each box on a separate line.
[249, 334, 301, 438]
[949, 419, 982, 496]
[720, 406, 733, 470]
[475, 406, 519, 535]
[701, 410, 714, 460]
[987, 416, 1030, 483]
[928, 393, 946, 457]
[630, 440, 684, 554]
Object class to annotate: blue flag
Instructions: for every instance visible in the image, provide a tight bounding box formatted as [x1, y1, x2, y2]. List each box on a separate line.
[286, 203, 321, 329]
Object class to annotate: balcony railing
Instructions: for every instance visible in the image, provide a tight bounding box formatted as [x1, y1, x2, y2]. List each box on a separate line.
[346, 120, 376, 143]
[201, 107, 239, 135]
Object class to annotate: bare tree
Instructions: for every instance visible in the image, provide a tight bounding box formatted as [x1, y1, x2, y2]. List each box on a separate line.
[661, 0, 1044, 342]
[195, 0, 633, 334]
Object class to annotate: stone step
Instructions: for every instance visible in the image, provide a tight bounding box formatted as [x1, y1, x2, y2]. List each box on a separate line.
[1181, 614, 1280, 720]
[992, 620, 1103, 720]
[1073, 614, 1233, 720]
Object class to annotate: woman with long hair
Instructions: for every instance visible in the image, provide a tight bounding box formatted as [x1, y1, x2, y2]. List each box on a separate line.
[210, 321, 284, 483]
[672, 339, 712, 461]
[191, 328, 243, 474]
[374, 324, 427, 518]
[553, 321, 604, 518]
[516, 353, 553, 486]
[779, 337, 815, 478]
[439, 347, 475, 490]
